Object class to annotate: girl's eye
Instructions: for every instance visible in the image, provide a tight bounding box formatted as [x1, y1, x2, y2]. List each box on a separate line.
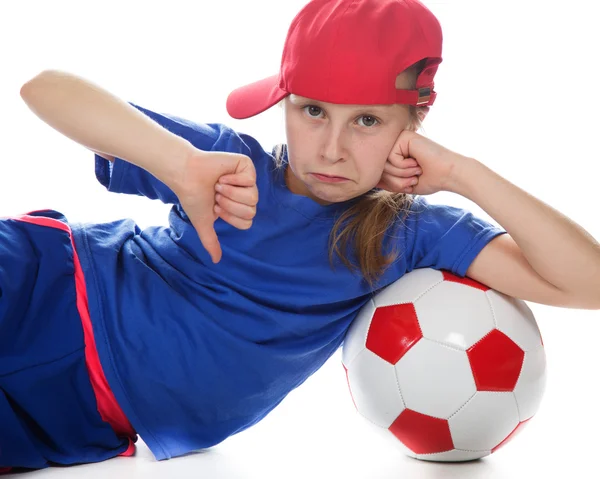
[357, 116, 379, 128]
[303, 105, 323, 118]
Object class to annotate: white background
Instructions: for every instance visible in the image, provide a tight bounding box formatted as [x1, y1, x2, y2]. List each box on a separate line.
[1, 0, 599, 477]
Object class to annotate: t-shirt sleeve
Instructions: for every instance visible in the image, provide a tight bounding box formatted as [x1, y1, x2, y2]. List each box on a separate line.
[94, 103, 244, 204]
[403, 196, 508, 277]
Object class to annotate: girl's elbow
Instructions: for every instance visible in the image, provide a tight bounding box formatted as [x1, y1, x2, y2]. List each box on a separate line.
[20, 70, 61, 100]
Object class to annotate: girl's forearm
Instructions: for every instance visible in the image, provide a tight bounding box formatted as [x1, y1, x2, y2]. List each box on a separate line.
[20, 69, 194, 189]
[448, 157, 600, 301]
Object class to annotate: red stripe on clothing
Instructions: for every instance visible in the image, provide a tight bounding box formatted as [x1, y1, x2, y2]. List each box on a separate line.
[12, 214, 137, 456]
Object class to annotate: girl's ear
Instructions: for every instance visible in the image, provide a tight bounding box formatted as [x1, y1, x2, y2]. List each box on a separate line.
[407, 106, 429, 132]
[417, 107, 429, 123]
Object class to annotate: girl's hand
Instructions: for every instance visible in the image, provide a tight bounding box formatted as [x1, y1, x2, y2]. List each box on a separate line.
[376, 129, 468, 196]
[173, 150, 258, 264]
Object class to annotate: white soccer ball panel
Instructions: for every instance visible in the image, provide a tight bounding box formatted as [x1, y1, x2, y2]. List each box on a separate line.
[395, 339, 476, 418]
[414, 448, 490, 462]
[347, 349, 406, 428]
[449, 392, 520, 451]
[416, 282, 495, 350]
[373, 268, 444, 308]
[487, 291, 542, 352]
[514, 345, 547, 420]
[342, 299, 375, 368]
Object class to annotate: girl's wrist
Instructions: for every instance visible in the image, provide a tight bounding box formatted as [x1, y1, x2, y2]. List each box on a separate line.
[154, 139, 201, 197]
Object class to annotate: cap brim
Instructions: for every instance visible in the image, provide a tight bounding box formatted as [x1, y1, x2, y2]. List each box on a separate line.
[226, 74, 289, 119]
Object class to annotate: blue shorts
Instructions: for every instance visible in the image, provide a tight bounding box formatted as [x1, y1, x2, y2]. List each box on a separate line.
[0, 212, 132, 472]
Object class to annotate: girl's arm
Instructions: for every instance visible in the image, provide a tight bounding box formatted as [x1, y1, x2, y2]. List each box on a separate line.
[21, 69, 258, 264]
[450, 157, 600, 310]
[20, 69, 194, 192]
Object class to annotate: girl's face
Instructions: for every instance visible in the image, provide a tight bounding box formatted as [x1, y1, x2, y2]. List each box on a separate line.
[283, 91, 412, 205]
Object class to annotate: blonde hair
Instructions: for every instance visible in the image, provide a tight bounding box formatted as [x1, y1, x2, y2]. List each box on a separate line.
[273, 60, 429, 287]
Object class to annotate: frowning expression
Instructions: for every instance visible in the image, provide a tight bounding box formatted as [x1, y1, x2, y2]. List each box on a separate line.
[283, 93, 412, 205]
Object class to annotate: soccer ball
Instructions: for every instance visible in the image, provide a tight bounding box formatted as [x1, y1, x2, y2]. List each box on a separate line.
[342, 268, 546, 462]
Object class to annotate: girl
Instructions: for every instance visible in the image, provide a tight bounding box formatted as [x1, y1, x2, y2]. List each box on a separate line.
[2, 0, 599, 473]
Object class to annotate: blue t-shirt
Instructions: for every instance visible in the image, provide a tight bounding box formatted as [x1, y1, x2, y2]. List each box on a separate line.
[71, 104, 507, 460]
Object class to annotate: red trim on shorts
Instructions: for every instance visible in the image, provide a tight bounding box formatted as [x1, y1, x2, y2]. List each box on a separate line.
[12, 214, 137, 457]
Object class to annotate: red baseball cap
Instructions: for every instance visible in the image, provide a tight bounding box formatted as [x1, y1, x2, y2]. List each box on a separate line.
[226, 0, 443, 120]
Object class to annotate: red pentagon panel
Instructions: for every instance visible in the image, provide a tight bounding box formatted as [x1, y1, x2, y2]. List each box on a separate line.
[342, 363, 358, 410]
[467, 329, 525, 391]
[442, 270, 490, 292]
[389, 409, 454, 454]
[366, 303, 422, 364]
[491, 418, 531, 453]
